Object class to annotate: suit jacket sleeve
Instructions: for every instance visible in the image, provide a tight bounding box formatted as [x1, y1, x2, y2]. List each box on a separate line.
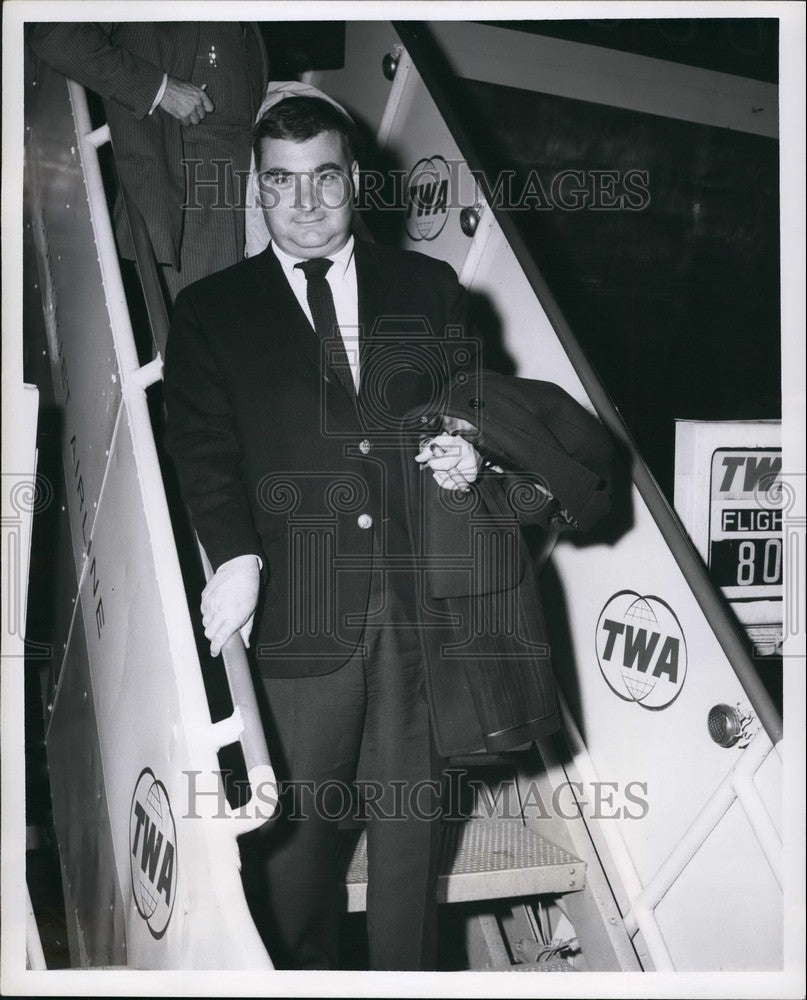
[27, 23, 164, 119]
[163, 288, 265, 572]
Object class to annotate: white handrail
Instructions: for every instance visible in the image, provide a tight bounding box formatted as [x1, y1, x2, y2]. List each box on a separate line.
[66, 82, 140, 381]
[623, 730, 779, 943]
[25, 887, 46, 971]
[377, 46, 413, 151]
[67, 79, 277, 830]
[731, 736, 783, 889]
[555, 691, 674, 969]
[560, 692, 781, 972]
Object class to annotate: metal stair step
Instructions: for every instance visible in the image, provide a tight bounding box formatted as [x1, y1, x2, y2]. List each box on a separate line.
[341, 819, 585, 912]
[509, 959, 579, 972]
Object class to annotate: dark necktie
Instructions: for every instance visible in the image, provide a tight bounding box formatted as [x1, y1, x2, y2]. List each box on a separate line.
[294, 257, 356, 399]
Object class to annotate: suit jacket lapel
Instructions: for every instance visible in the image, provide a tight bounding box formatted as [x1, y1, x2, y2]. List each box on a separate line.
[354, 238, 391, 392]
[256, 246, 322, 373]
[257, 246, 359, 412]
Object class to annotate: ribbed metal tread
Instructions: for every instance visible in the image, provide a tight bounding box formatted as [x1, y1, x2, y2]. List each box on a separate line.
[510, 959, 578, 972]
[342, 819, 585, 912]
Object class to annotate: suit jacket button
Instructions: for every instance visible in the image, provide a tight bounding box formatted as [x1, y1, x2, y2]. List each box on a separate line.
[469, 397, 484, 409]
[357, 514, 373, 530]
[359, 439, 371, 455]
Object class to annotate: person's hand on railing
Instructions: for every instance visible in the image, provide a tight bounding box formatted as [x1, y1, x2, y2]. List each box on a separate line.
[201, 554, 260, 657]
[159, 77, 215, 126]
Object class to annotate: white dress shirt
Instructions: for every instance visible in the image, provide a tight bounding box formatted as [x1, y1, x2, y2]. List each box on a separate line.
[149, 73, 169, 114]
[271, 236, 361, 393]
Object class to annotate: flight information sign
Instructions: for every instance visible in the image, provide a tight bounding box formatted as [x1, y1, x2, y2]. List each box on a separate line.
[708, 448, 782, 600]
[674, 421, 782, 652]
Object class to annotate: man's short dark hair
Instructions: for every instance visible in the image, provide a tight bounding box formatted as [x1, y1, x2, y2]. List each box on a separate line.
[252, 96, 356, 166]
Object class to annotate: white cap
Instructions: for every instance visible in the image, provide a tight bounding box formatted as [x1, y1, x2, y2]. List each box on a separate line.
[245, 81, 354, 258]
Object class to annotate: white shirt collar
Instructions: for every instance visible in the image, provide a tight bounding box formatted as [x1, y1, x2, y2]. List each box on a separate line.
[271, 235, 355, 282]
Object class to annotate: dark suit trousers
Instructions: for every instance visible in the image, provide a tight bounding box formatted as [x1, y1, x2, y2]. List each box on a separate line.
[248, 579, 444, 971]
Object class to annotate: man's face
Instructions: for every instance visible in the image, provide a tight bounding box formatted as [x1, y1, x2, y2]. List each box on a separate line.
[256, 130, 358, 259]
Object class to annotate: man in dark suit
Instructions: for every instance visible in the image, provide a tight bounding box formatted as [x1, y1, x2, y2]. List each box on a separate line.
[27, 22, 268, 297]
[164, 95, 484, 970]
[164, 90, 615, 970]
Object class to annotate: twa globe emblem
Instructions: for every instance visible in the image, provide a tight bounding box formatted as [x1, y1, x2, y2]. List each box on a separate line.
[595, 591, 688, 710]
[404, 156, 451, 242]
[129, 768, 177, 938]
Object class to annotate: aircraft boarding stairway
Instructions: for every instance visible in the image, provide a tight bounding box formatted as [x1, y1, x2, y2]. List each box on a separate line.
[338, 771, 591, 970]
[22, 48, 599, 976]
[20, 19, 784, 977]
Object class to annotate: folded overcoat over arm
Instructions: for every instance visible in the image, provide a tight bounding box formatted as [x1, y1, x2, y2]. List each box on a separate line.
[402, 370, 613, 756]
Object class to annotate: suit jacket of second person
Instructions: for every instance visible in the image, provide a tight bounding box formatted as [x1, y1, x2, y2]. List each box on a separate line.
[27, 22, 269, 269]
[163, 238, 477, 676]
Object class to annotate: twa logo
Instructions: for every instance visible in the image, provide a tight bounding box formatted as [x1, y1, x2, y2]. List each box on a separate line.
[405, 156, 450, 241]
[129, 768, 177, 939]
[596, 591, 687, 710]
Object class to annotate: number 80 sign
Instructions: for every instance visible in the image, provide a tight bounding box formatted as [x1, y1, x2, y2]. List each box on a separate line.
[708, 447, 783, 601]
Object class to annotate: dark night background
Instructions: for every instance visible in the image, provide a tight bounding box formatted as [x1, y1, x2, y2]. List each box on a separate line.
[269, 18, 781, 499]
